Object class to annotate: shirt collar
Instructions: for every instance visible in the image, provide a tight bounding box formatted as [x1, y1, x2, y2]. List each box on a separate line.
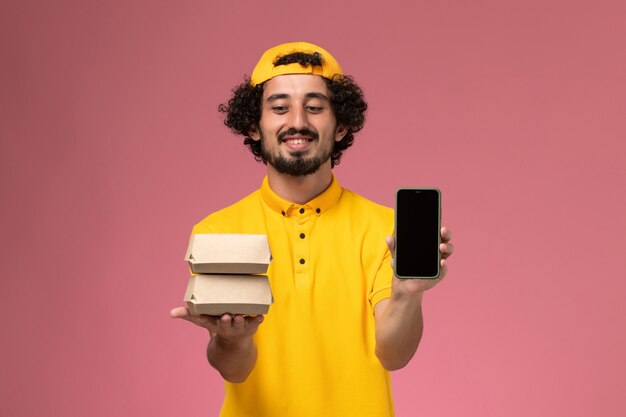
[260, 175, 343, 217]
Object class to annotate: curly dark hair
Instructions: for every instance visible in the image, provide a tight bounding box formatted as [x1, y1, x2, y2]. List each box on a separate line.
[218, 53, 367, 167]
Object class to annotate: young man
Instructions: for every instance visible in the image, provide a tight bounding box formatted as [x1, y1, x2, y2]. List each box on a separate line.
[171, 42, 454, 417]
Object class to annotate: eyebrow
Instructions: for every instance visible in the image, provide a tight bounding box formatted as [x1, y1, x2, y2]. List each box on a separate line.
[266, 92, 330, 102]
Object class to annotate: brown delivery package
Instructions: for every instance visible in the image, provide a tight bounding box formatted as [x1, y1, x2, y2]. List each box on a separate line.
[184, 234, 273, 316]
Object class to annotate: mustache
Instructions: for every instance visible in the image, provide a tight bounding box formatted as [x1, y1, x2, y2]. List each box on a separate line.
[277, 128, 319, 142]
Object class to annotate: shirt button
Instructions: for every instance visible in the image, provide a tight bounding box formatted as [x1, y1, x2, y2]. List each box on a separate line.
[299, 233, 305, 239]
[299, 208, 305, 214]
[316, 208, 321, 214]
[281, 211, 286, 216]
[299, 258, 305, 264]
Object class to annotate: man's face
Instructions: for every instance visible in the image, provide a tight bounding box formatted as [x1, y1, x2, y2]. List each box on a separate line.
[250, 74, 346, 176]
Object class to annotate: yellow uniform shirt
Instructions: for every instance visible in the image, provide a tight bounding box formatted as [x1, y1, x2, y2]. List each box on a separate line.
[192, 175, 395, 417]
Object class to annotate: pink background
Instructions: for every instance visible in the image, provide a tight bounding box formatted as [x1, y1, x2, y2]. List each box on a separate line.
[1, 1, 625, 416]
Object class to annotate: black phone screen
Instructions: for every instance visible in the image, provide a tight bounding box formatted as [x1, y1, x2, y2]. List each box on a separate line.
[395, 188, 441, 278]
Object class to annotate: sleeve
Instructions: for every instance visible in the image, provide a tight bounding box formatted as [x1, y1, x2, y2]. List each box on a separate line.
[191, 216, 223, 235]
[368, 247, 393, 307]
[368, 207, 395, 307]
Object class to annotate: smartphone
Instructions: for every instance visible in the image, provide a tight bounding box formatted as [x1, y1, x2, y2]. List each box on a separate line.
[394, 188, 441, 279]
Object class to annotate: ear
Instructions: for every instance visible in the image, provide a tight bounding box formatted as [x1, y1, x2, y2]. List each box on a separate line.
[335, 125, 348, 142]
[249, 125, 261, 141]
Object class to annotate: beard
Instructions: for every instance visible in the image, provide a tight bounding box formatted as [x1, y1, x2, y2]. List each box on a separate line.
[260, 129, 333, 177]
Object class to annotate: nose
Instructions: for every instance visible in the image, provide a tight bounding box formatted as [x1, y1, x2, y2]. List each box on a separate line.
[287, 105, 308, 130]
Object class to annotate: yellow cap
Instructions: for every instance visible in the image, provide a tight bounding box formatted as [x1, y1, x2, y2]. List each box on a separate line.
[250, 42, 343, 87]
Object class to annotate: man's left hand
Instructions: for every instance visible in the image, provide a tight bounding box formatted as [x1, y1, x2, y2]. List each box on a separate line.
[385, 226, 454, 295]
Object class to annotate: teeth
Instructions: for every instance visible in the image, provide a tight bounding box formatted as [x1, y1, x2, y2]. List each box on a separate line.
[287, 139, 307, 145]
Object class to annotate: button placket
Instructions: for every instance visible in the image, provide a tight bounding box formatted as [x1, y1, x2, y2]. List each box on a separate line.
[293, 206, 311, 287]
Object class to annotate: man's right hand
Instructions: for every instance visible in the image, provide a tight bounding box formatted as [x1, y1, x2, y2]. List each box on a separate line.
[170, 307, 264, 340]
[170, 307, 264, 382]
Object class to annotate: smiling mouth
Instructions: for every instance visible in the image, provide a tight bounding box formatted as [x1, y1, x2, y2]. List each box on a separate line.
[278, 128, 319, 143]
[281, 136, 314, 152]
[283, 137, 313, 145]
